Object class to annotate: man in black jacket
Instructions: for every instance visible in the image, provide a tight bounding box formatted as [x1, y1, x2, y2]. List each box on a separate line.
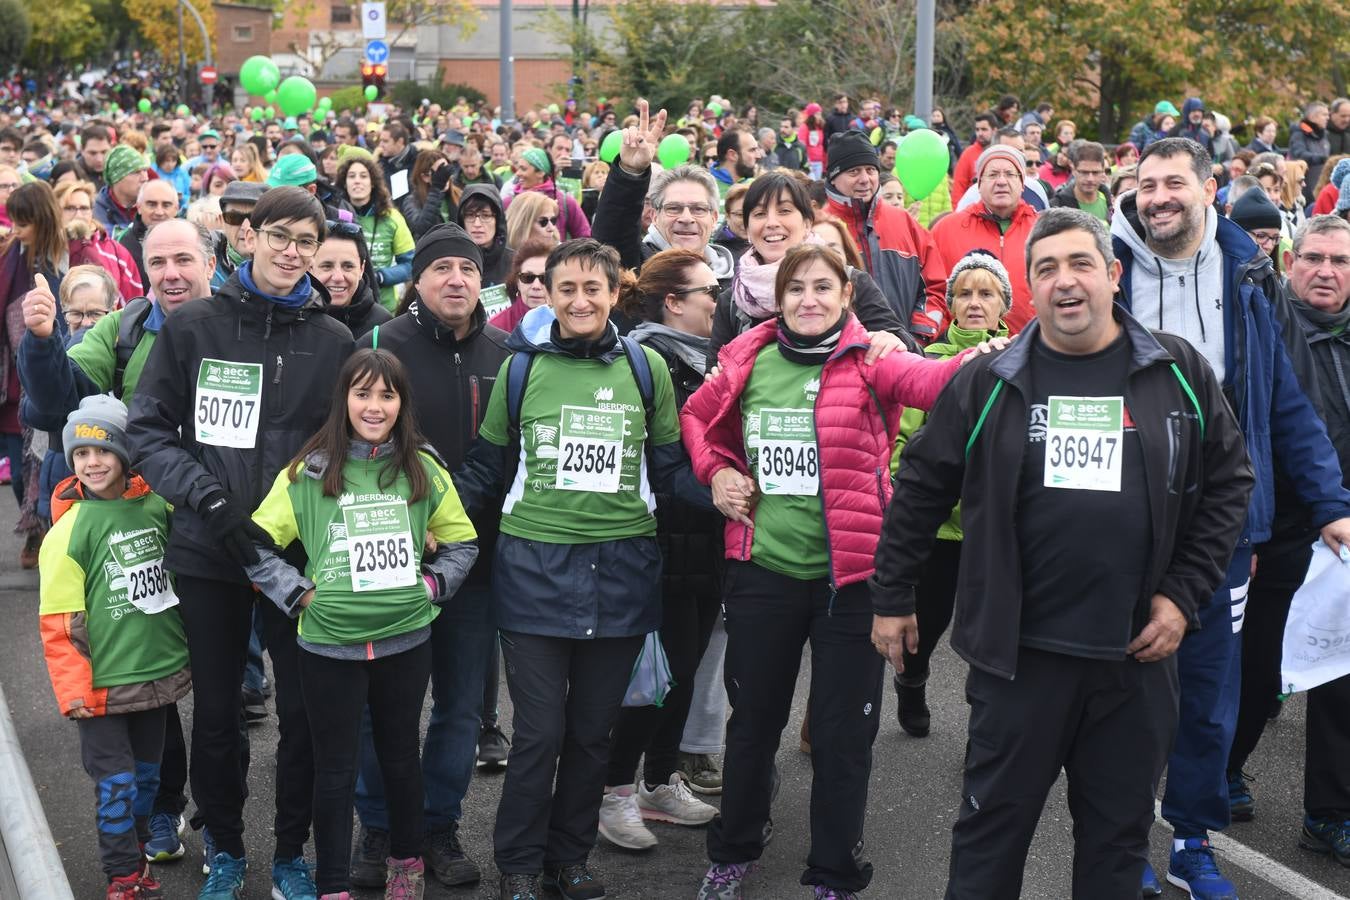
[347, 223, 508, 890]
[870, 208, 1254, 900]
[127, 187, 354, 898]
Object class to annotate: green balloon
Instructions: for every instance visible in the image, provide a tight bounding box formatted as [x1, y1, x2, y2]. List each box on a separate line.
[277, 76, 317, 116]
[364, 85, 378, 102]
[266, 106, 276, 119]
[893, 128, 948, 202]
[251, 107, 264, 121]
[706, 102, 723, 118]
[264, 89, 278, 104]
[318, 96, 332, 110]
[138, 98, 152, 113]
[599, 130, 623, 164]
[656, 133, 690, 169]
[239, 55, 281, 97]
[177, 104, 190, 115]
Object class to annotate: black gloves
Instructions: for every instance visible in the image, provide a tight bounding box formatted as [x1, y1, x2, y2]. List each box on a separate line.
[199, 489, 272, 568]
[430, 163, 454, 192]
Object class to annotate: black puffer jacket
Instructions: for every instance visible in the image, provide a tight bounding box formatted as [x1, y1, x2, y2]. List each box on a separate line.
[127, 272, 355, 582]
[455, 184, 513, 287]
[326, 281, 392, 338]
[356, 299, 510, 586]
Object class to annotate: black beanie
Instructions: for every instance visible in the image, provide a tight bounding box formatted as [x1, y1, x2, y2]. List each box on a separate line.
[826, 130, 880, 182]
[412, 223, 485, 284]
[1229, 189, 1283, 232]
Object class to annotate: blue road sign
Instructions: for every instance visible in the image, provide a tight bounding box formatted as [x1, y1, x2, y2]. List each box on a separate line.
[365, 40, 390, 65]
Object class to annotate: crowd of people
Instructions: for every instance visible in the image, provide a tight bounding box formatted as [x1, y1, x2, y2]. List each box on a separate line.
[5, 82, 1350, 900]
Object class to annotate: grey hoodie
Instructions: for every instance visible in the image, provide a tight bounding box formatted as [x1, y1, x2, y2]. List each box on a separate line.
[643, 222, 738, 283]
[1110, 193, 1227, 382]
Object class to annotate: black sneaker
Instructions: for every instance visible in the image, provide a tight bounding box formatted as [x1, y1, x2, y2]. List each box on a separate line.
[895, 675, 930, 737]
[478, 724, 510, 769]
[241, 687, 268, 724]
[501, 872, 541, 900]
[425, 822, 481, 886]
[542, 863, 606, 899]
[349, 824, 389, 888]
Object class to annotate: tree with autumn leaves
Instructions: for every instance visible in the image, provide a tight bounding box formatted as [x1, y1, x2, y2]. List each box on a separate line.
[954, 0, 1350, 142]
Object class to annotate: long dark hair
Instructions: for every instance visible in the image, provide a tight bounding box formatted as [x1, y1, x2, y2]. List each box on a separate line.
[336, 156, 393, 218]
[287, 349, 430, 503]
[4, 181, 66, 274]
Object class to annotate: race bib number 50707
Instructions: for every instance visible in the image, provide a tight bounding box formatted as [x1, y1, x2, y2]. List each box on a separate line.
[195, 358, 263, 449]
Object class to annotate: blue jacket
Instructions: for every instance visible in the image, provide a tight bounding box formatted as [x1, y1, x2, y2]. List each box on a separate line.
[1114, 211, 1350, 545]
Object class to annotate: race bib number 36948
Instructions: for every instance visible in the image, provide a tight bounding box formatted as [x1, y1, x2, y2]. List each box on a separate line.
[195, 358, 263, 449]
[1043, 396, 1123, 492]
[756, 408, 818, 496]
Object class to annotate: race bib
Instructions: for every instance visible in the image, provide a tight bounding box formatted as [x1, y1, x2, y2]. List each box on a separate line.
[756, 408, 819, 495]
[480, 283, 511, 318]
[195, 358, 262, 449]
[109, 530, 179, 614]
[342, 501, 418, 592]
[555, 405, 625, 493]
[1043, 396, 1123, 492]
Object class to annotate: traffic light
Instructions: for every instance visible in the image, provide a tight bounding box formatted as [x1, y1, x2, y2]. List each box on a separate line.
[361, 62, 387, 99]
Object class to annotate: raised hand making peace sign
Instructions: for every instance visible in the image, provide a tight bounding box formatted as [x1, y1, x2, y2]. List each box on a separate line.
[618, 98, 669, 173]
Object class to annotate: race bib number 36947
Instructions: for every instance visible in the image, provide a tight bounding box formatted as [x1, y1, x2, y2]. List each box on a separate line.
[1043, 396, 1123, 492]
[195, 358, 263, 449]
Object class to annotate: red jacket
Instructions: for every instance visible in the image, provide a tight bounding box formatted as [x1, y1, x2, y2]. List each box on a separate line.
[1313, 181, 1340, 216]
[826, 194, 950, 343]
[950, 142, 984, 205]
[931, 200, 1038, 333]
[680, 315, 965, 588]
[68, 228, 144, 306]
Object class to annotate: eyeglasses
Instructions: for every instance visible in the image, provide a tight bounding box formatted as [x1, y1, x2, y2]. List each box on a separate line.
[517, 271, 544, 285]
[1250, 231, 1281, 248]
[200, 144, 219, 151]
[464, 211, 494, 224]
[672, 284, 719, 298]
[258, 227, 321, 257]
[1296, 252, 1350, 270]
[980, 169, 1022, 184]
[0, 182, 18, 192]
[64, 308, 109, 326]
[536, 216, 559, 229]
[703, 156, 717, 164]
[62, 204, 93, 215]
[658, 202, 715, 218]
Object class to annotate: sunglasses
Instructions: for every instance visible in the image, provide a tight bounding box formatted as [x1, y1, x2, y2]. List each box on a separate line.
[517, 271, 544, 285]
[536, 216, 559, 228]
[326, 220, 363, 238]
[221, 209, 251, 226]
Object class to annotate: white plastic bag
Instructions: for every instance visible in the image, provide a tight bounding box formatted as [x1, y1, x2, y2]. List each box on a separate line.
[1281, 542, 1350, 694]
[623, 631, 675, 708]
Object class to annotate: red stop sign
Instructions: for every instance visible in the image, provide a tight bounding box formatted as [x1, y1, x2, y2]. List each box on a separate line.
[200, 66, 218, 84]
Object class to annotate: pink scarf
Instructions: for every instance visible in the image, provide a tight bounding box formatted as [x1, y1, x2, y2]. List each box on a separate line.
[730, 232, 827, 320]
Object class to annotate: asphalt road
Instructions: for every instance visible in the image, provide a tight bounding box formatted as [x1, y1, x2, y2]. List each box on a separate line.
[2, 491, 1349, 899]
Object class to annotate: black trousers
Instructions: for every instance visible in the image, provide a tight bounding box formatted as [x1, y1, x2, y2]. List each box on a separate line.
[900, 538, 963, 684]
[151, 702, 189, 817]
[176, 575, 313, 860]
[707, 561, 884, 893]
[607, 585, 722, 787]
[299, 641, 432, 893]
[947, 647, 1178, 900]
[78, 707, 167, 878]
[493, 631, 644, 874]
[1307, 670, 1350, 818]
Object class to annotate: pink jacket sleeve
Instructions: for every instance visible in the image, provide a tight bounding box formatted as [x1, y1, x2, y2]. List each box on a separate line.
[872, 348, 967, 414]
[680, 375, 750, 485]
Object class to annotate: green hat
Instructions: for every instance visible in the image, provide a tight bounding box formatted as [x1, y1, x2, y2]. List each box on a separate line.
[267, 153, 317, 187]
[1154, 100, 1181, 117]
[903, 114, 926, 130]
[104, 144, 149, 188]
[521, 146, 551, 176]
[283, 117, 298, 130]
[198, 128, 221, 141]
[336, 144, 375, 165]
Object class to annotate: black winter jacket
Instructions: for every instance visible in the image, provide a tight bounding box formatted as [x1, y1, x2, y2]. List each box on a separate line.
[127, 273, 355, 582]
[357, 300, 510, 586]
[871, 310, 1254, 679]
[454, 184, 513, 287]
[327, 282, 392, 338]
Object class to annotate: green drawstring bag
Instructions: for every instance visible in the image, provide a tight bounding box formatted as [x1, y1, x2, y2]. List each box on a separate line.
[623, 631, 674, 708]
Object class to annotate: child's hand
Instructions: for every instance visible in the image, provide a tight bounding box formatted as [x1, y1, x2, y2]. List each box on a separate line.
[67, 705, 94, 719]
[424, 530, 437, 554]
[298, 589, 315, 609]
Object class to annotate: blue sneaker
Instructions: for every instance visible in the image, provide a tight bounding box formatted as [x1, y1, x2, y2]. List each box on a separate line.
[202, 828, 217, 875]
[1299, 816, 1350, 866]
[271, 856, 318, 900]
[1228, 771, 1255, 822]
[144, 812, 186, 862]
[199, 852, 247, 899]
[1141, 861, 1162, 897]
[1167, 838, 1237, 900]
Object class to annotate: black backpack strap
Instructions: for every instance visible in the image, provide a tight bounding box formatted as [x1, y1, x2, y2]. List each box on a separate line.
[113, 297, 153, 399]
[503, 350, 536, 491]
[618, 335, 655, 420]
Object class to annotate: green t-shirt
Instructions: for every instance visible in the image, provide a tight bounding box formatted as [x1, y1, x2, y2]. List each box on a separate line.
[252, 452, 476, 646]
[741, 345, 828, 579]
[1079, 191, 1110, 222]
[478, 347, 682, 543]
[39, 490, 188, 688]
[358, 208, 416, 313]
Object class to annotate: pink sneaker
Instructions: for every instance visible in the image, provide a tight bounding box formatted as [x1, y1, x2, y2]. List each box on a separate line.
[0, 456, 11, 485]
[385, 856, 425, 900]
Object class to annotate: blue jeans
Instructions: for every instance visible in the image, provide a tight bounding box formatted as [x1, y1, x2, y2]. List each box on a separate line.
[243, 607, 267, 695]
[1160, 545, 1251, 838]
[354, 583, 495, 830]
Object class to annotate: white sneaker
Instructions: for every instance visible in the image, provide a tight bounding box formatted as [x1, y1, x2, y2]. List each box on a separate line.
[598, 789, 658, 850]
[638, 773, 717, 825]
